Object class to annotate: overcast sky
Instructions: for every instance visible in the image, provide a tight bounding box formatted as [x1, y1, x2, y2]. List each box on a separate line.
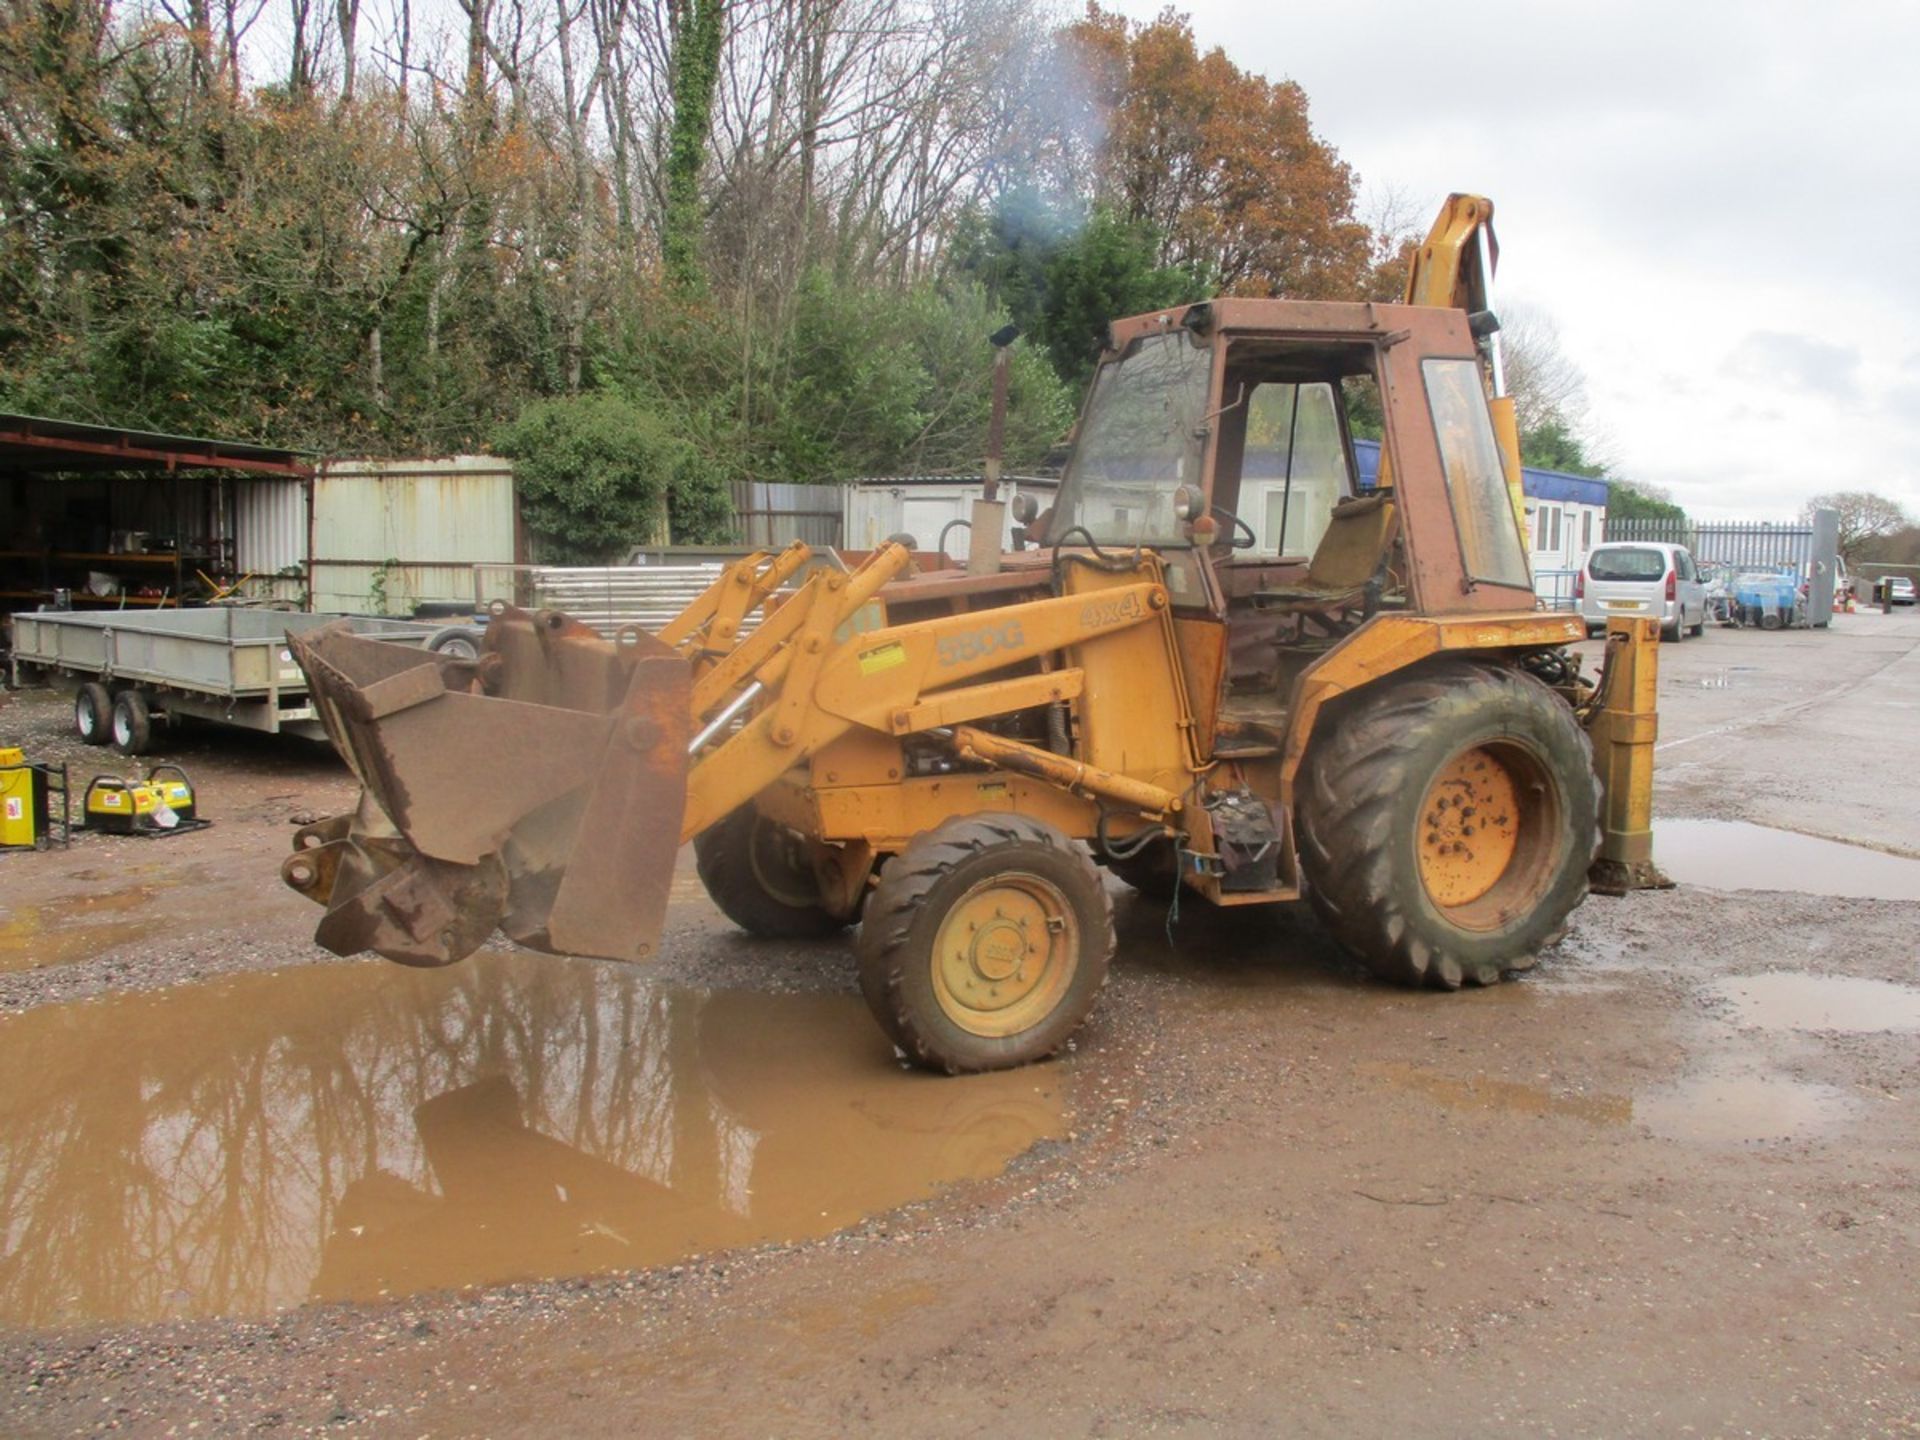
[1108, 0, 1920, 521]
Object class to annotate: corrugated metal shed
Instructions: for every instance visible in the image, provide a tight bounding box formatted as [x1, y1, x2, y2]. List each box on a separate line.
[309, 456, 520, 614]
[728, 480, 842, 548]
[232, 479, 309, 603]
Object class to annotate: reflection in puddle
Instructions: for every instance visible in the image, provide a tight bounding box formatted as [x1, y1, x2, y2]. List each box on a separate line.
[1367, 1064, 1631, 1125]
[1636, 1067, 1855, 1145]
[1707, 972, 1920, 1033]
[0, 887, 167, 973]
[1656, 819, 1920, 901]
[0, 957, 1068, 1327]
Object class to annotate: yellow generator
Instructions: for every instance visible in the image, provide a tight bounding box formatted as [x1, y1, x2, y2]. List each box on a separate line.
[83, 765, 205, 837]
[0, 748, 69, 850]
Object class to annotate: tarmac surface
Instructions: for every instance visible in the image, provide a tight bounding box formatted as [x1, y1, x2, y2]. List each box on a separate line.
[2, 608, 1918, 1436]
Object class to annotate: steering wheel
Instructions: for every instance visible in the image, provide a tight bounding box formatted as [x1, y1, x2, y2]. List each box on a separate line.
[1210, 505, 1257, 551]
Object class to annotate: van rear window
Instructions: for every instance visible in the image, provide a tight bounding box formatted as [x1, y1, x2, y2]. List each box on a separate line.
[1589, 547, 1668, 581]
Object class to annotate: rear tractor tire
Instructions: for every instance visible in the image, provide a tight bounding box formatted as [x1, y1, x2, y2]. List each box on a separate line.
[856, 814, 1113, 1073]
[693, 806, 851, 939]
[1297, 660, 1600, 990]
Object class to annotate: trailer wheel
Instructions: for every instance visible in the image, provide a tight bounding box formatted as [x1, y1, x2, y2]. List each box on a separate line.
[857, 814, 1112, 1073]
[74, 683, 113, 745]
[694, 805, 850, 938]
[109, 690, 153, 756]
[1297, 660, 1599, 990]
[426, 625, 484, 659]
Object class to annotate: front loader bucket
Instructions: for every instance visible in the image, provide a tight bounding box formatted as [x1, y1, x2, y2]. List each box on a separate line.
[282, 608, 690, 968]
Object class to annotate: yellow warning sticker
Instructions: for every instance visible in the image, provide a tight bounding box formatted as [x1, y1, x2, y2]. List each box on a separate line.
[858, 641, 908, 676]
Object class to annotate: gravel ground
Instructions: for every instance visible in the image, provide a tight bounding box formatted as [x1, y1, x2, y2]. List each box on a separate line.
[3, 611, 1919, 1437]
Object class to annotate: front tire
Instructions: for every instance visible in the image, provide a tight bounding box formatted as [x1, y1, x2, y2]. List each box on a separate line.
[1297, 660, 1600, 990]
[693, 806, 850, 938]
[856, 814, 1113, 1073]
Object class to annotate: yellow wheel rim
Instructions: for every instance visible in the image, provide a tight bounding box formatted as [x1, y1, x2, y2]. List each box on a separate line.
[931, 872, 1078, 1039]
[1417, 744, 1527, 911]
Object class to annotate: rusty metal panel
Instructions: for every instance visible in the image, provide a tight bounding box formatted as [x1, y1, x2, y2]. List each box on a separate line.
[312, 457, 517, 614]
[728, 480, 841, 548]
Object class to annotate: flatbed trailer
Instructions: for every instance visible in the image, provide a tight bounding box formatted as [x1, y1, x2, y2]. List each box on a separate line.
[8, 608, 436, 753]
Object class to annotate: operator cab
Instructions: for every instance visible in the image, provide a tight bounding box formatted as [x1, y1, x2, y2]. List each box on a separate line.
[1046, 298, 1534, 731]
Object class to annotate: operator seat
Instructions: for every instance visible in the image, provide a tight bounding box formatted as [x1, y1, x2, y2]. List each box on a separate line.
[1254, 493, 1398, 610]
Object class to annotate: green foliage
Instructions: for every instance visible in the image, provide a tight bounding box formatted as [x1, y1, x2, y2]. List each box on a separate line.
[761, 273, 1072, 480]
[494, 392, 732, 561]
[1520, 417, 1609, 479]
[662, 0, 725, 291]
[955, 193, 1210, 388]
[367, 558, 401, 615]
[600, 272, 1073, 486]
[0, 0, 1415, 508]
[1607, 479, 1688, 526]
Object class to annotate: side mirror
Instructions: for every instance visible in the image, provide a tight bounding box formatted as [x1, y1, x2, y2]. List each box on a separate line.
[1011, 492, 1038, 526]
[1172, 484, 1200, 523]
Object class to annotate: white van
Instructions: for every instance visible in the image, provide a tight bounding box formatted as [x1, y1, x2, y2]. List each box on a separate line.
[1576, 542, 1708, 641]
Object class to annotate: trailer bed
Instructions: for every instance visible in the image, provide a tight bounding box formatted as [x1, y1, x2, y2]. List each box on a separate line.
[9, 608, 434, 743]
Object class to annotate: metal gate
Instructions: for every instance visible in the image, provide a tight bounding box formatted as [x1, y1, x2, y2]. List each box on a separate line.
[1607, 510, 1842, 624]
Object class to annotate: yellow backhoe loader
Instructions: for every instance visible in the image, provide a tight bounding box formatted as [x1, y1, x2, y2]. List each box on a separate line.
[282, 195, 1665, 1073]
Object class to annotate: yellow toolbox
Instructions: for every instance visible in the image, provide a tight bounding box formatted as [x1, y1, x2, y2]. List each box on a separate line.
[83, 765, 207, 837]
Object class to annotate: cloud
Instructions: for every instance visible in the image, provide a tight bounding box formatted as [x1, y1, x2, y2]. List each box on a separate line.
[1107, 0, 1920, 521]
[1721, 332, 1862, 398]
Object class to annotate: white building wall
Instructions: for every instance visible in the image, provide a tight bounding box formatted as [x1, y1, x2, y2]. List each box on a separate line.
[1525, 498, 1606, 608]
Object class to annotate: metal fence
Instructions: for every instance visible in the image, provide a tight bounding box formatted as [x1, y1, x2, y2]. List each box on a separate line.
[1533, 569, 1579, 612]
[727, 481, 842, 548]
[472, 563, 738, 637]
[1606, 517, 1813, 567]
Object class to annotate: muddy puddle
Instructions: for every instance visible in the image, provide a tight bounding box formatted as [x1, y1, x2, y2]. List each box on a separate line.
[1706, 972, 1920, 1033]
[1655, 818, 1920, 901]
[1636, 1067, 1856, 1145]
[0, 956, 1070, 1327]
[0, 885, 169, 973]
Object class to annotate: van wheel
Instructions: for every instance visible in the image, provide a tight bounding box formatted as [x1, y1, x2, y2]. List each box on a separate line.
[857, 815, 1112, 1073]
[75, 683, 113, 744]
[1298, 660, 1600, 989]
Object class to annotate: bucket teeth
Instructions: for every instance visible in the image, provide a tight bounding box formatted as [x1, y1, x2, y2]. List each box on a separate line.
[283, 609, 691, 967]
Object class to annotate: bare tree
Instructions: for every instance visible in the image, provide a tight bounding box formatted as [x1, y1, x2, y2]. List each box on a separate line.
[1802, 491, 1913, 562]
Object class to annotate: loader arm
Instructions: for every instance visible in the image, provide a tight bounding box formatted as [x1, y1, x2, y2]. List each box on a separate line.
[282, 544, 1187, 970]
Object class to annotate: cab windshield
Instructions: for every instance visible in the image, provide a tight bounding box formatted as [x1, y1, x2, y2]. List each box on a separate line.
[1053, 330, 1212, 546]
